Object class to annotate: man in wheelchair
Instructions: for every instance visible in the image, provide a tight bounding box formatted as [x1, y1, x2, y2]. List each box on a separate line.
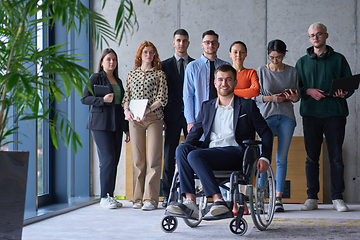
[166, 64, 273, 219]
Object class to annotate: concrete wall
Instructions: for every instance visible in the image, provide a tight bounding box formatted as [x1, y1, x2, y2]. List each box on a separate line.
[90, 0, 360, 203]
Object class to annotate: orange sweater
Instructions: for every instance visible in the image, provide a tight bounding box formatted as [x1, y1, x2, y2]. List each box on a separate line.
[234, 68, 260, 98]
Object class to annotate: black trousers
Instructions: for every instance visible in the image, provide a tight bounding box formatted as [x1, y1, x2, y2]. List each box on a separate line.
[303, 116, 346, 200]
[161, 115, 188, 197]
[92, 129, 123, 198]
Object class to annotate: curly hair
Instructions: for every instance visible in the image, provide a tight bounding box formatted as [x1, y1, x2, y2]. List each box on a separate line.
[134, 41, 162, 70]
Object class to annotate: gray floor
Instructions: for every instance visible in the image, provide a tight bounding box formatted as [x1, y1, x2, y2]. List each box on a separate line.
[22, 201, 360, 240]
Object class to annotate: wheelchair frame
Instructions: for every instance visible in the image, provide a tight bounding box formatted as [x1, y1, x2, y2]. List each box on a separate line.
[160, 140, 276, 236]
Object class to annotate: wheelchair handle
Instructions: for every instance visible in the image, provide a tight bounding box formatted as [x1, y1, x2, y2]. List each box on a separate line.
[242, 140, 262, 146]
[181, 140, 203, 147]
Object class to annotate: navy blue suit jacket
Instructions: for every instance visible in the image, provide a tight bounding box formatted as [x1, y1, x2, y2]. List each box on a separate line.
[162, 55, 194, 122]
[186, 96, 273, 160]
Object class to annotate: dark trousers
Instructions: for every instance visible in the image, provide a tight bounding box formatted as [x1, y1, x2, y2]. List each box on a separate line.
[176, 144, 244, 197]
[161, 116, 188, 197]
[92, 129, 123, 198]
[303, 116, 346, 200]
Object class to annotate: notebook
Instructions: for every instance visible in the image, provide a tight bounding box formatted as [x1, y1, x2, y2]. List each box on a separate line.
[94, 84, 111, 97]
[323, 74, 360, 96]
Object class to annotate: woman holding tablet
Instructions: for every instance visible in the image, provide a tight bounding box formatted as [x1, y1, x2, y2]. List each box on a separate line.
[123, 41, 168, 211]
[254, 39, 299, 212]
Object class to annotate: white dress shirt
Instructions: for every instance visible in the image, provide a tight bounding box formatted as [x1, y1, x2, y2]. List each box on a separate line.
[208, 96, 270, 165]
[209, 96, 238, 148]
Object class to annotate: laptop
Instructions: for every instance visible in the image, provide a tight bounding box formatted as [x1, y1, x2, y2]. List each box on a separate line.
[323, 74, 360, 96]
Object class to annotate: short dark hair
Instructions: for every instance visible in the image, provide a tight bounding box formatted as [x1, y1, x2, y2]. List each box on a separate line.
[229, 41, 247, 53]
[214, 64, 236, 80]
[267, 39, 287, 55]
[173, 29, 189, 38]
[202, 30, 219, 40]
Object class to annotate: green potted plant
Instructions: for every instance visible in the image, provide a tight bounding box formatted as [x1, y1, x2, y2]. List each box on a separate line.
[0, 0, 150, 239]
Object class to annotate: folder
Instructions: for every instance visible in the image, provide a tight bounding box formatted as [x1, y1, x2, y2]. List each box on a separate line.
[94, 84, 111, 97]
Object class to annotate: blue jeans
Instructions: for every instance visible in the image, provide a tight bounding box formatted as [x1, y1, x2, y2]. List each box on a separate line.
[303, 116, 346, 200]
[260, 115, 296, 193]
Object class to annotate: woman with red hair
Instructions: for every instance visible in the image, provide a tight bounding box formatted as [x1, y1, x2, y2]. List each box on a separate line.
[123, 41, 168, 211]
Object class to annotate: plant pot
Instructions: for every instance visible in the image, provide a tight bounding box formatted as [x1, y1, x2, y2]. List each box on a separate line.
[0, 151, 29, 240]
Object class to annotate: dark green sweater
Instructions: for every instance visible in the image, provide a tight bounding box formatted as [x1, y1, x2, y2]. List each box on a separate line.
[295, 46, 353, 118]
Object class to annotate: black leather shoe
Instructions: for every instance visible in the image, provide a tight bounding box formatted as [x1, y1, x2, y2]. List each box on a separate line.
[162, 197, 168, 208]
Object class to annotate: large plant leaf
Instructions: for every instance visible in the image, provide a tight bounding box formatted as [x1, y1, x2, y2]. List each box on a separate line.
[0, 0, 152, 150]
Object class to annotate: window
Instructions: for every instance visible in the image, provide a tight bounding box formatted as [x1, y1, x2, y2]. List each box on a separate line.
[36, 3, 49, 196]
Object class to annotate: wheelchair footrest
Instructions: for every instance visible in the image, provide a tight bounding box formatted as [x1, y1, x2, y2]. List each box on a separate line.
[164, 210, 199, 220]
[202, 210, 234, 221]
[201, 200, 234, 220]
[165, 201, 198, 219]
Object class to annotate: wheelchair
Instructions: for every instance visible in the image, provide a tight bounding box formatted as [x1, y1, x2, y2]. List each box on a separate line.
[160, 140, 276, 236]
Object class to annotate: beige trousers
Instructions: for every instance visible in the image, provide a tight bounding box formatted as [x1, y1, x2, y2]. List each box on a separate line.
[129, 112, 163, 207]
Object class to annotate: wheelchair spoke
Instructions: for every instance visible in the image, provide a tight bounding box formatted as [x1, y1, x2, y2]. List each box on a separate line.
[249, 164, 276, 231]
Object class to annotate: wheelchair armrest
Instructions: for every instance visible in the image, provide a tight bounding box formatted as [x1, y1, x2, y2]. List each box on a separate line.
[242, 140, 262, 146]
[181, 140, 203, 147]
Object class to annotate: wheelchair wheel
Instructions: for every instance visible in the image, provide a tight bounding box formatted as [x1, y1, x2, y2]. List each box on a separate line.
[160, 215, 178, 233]
[229, 218, 248, 236]
[249, 162, 276, 231]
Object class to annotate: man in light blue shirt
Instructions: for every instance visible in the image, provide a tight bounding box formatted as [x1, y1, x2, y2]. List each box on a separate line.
[183, 30, 230, 132]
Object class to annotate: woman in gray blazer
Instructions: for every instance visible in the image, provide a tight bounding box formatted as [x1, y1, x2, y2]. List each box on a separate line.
[81, 48, 129, 209]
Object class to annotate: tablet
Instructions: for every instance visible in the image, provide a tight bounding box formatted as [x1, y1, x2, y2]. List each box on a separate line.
[323, 74, 360, 96]
[129, 99, 149, 120]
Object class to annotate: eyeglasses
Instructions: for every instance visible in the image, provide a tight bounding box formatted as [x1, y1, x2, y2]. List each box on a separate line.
[142, 51, 155, 56]
[202, 40, 218, 46]
[268, 55, 283, 61]
[309, 32, 325, 38]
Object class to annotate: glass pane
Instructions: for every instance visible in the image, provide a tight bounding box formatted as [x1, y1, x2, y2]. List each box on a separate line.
[37, 2, 48, 196]
[37, 118, 44, 194]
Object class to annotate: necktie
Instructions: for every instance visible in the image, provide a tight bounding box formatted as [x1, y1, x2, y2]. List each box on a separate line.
[209, 61, 217, 99]
[179, 58, 184, 81]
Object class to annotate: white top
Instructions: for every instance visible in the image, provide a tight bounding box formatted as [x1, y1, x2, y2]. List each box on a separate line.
[209, 96, 239, 148]
[208, 95, 270, 165]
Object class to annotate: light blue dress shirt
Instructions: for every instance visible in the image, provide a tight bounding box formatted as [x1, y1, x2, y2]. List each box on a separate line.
[183, 55, 230, 124]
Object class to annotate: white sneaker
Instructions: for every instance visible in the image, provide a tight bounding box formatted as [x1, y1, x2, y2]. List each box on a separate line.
[301, 199, 318, 211]
[210, 199, 230, 216]
[141, 201, 156, 211]
[100, 194, 117, 209]
[133, 202, 142, 209]
[109, 196, 122, 208]
[332, 199, 349, 212]
[166, 198, 199, 219]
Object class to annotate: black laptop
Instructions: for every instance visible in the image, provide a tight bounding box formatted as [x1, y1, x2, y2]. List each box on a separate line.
[323, 74, 360, 96]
